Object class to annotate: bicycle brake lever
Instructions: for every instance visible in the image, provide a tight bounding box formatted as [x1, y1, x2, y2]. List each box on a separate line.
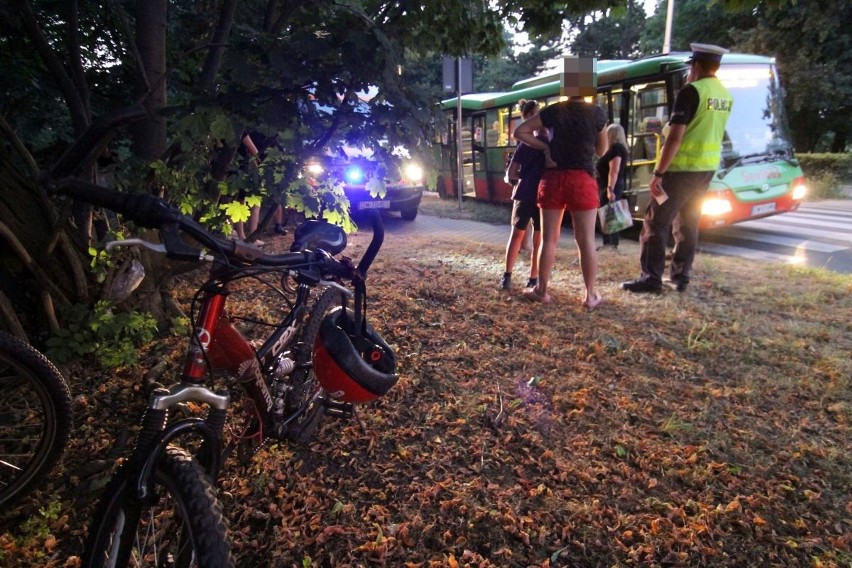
[105, 239, 167, 254]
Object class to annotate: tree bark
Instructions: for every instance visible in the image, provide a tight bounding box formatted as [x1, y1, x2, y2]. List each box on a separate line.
[132, 0, 168, 170]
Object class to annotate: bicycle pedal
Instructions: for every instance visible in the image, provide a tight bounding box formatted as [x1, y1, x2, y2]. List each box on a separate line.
[324, 398, 354, 419]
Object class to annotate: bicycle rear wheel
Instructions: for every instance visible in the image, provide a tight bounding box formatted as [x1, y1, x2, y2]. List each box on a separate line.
[83, 446, 234, 568]
[0, 331, 72, 509]
[284, 287, 345, 443]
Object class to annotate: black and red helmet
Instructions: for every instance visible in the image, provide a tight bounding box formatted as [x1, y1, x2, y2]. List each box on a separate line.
[313, 307, 398, 403]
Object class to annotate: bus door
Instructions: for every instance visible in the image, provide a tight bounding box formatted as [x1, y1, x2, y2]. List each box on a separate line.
[626, 80, 669, 217]
[468, 113, 487, 198]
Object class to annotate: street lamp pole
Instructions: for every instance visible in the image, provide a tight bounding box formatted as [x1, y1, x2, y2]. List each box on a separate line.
[663, 0, 675, 53]
[456, 57, 464, 209]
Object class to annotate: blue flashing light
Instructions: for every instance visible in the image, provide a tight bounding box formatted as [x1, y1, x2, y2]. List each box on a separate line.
[344, 165, 365, 184]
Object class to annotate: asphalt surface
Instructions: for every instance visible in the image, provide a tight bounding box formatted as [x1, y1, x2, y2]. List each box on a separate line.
[379, 197, 852, 274]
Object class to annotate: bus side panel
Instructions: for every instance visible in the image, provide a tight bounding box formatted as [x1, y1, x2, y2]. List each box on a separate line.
[474, 177, 490, 201]
[491, 178, 513, 203]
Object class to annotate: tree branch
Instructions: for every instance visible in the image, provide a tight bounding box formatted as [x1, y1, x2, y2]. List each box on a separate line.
[198, 0, 238, 94]
[18, 0, 91, 133]
[0, 290, 28, 341]
[0, 219, 71, 308]
[49, 103, 148, 179]
[0, 115, 40, 179]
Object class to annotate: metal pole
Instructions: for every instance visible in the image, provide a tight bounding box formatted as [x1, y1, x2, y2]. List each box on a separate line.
[456, 57, 464, 209]
[663, 0, 675, 54]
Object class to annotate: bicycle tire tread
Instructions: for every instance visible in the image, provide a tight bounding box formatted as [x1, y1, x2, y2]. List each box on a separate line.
[0, 331, 72, 509]
[83, 446, 234, 568]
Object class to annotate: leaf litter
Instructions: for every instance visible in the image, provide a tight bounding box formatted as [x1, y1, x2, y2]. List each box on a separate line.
[1, 221, 850, 567]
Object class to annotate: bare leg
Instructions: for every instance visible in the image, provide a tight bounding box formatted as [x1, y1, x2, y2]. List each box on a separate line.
[529, 229, 541, 280]
[234, 221, 246, 240]
[570, 208, 601, 307]
[247, 205, 261, 234]
[504, 227, 527, 273]
[535, 208, 565, 297]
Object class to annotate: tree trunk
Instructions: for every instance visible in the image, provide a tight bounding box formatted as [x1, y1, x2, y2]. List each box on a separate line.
[132, 0, 168, 169]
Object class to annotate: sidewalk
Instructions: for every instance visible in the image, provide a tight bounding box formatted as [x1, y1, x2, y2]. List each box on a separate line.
[383, 210, 640, 258]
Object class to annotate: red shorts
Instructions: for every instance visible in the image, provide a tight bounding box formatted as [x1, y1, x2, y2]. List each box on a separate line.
[537, 170, 599, 211]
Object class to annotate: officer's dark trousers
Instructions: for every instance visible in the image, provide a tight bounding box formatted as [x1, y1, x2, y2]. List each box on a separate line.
[638, 170, 714, 284]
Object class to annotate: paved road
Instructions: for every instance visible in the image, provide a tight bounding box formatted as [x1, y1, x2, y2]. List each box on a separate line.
[381, 198, 852, 275]
[698, 200, 852, 274]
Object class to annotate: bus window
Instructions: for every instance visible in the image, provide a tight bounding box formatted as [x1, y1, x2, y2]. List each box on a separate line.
[484, 108, 509, 148]
[611, 88, 627, 128]
[496, 107, 510, 146]
[595, 91, 610, 119]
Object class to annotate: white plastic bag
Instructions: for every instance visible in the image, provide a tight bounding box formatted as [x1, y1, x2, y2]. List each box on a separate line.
[597, 199, 633, 235]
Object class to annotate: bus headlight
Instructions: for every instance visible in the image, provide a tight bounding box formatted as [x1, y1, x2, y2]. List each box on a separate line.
[792, 178, 807, 200]
[404, 163, 424, 183]
[701, 197, 733, 217]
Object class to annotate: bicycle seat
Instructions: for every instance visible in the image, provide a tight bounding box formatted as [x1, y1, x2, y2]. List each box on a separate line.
[289, 220, 347, 254]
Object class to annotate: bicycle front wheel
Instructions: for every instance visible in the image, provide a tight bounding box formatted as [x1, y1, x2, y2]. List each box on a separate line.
[0, 331, 72, 509]
[83, 446, 234, 568]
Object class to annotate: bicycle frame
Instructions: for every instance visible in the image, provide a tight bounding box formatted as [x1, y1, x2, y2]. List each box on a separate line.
[185, 276, 320, 441]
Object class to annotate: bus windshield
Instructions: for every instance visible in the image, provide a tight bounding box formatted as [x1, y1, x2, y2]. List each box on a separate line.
[716, 63, 794, 161]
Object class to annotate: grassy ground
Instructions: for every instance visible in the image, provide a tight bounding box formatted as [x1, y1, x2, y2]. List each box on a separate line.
[1, 208, 850, 567]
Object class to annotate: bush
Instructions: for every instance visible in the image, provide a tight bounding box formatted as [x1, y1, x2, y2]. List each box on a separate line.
[45, 301, 157, 369]
[796, 153, 852, 199]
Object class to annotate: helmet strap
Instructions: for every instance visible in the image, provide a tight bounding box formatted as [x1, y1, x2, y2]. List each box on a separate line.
[352, 280, 367, 339]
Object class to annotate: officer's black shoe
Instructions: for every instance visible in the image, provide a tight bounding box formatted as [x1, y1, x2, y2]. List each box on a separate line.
[620, 279, 663, 293]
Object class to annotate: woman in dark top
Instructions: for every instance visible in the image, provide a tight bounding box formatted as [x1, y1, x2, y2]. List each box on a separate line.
[514, 96, 607, 308]
[596, 123, 629, 248]
[500, 99, 548, 290]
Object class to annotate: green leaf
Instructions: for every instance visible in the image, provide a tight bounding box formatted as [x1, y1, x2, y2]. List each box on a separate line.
[220, 201, 250, 223]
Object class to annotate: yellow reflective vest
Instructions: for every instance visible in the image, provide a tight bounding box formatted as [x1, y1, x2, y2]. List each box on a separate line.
[669, 77, 733, 172]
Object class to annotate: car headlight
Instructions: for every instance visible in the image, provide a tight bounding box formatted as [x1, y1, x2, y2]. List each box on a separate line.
[344, 165, 365, 184]
[404, 163, 423, 183]
[306, 163, 324, 176]
[701, 197, 733, 216]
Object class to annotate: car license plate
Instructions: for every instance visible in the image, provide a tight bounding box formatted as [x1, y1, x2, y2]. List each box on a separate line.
[751, 202, 776, 216]
[359, 200, 390, 210]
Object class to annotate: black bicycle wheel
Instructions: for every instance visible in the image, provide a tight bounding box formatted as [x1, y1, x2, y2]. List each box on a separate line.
[83, 446, 234, 568]
[284, 287, 345, 443]
[0, 331, 72, 509]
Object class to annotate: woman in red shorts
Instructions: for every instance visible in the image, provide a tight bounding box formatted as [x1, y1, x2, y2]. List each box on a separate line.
[514, 95, 607, 308]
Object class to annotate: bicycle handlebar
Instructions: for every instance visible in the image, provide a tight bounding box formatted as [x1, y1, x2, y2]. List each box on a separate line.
[49, 178, 381, 279]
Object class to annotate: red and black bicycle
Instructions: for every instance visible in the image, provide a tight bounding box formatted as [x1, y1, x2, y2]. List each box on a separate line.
[51, 180, 398, 568]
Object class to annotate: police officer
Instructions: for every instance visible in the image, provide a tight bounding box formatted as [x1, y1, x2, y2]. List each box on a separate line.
[622, 44, 733, 293]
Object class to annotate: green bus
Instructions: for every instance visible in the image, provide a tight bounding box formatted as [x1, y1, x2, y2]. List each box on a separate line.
[436, 53, 808, 229]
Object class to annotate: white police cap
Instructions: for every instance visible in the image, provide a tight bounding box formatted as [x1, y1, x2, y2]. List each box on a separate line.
[688, 43, 729, 63]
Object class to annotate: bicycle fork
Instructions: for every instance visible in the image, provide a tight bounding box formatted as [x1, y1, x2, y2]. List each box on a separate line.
[126, 384, 230, 503]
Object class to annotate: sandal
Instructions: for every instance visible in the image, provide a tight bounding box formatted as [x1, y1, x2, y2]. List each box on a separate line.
[523, 287, 552, 304]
